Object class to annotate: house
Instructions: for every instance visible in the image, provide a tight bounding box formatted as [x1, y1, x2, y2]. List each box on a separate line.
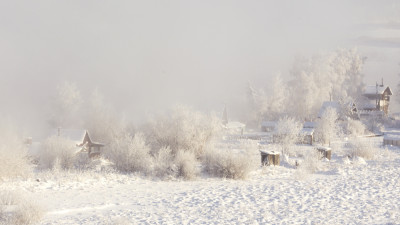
[261, 121, 277, 132]
[53, 128, 104, 158]
[360, 81, 392, 117]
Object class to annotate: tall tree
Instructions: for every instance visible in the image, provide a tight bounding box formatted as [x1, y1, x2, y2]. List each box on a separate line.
[48, 82, 83, 128]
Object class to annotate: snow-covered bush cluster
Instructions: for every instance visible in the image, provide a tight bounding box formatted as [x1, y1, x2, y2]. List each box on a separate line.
[106, 133, 152, 174]
[348, 139, 378, 160]
[345, 119, 367, 137]
[273, 116, 302, 156]
[202, 147, 254, 179]
[0, 121, 31, 180]
[0, 190, 44, 225]
[38, 136, 82, 170]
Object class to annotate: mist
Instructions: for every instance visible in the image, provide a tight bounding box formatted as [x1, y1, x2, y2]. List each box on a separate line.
[1, 0, 399, 134]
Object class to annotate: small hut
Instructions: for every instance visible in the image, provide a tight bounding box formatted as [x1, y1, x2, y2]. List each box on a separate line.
[383, 134, 400, 146]
[316, 146, 332, 160]
[260, 150, 280, 166]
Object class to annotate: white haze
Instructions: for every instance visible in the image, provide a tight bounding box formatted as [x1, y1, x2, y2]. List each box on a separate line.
[0, 0, 399, 135]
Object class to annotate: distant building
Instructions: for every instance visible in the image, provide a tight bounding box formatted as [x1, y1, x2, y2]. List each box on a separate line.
[53, 128, 105, 158]
[261, 121, 277, 132]
[359, 81, 392, 117]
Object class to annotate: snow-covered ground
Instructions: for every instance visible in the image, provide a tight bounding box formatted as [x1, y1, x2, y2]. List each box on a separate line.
[1, 137, 400, 224]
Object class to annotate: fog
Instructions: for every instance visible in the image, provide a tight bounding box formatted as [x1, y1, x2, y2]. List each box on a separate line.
[0, 0, 399, 134]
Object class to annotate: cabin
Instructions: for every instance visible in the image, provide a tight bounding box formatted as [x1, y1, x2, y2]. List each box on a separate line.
[53, 128, 104, 158]
[360, 82, 392, 116]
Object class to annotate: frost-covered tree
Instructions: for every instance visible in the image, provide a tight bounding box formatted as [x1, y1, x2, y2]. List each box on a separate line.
[0, 118, 30, 179]
[84, 89, 125, 144]
[245, 82, 268, 126]
[287, 49, 365, 120]
[267, 74, 287, 120]
[274, 116, 302, 155]
[48, 82, 83, 128]
[315, 107, 340, 146]
[145, 105, 221, 158]
[106, 132, 152, 174]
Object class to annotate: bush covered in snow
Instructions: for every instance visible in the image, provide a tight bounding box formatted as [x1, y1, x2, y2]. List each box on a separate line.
[144, 105, 221, 158]
[345, 119, 367, 137]
[0, 122, 31, 180]
[152, 147, 198, 180]
[202, 148, 253, 180]
[0, 191, 44, 225]
[348, 139, 378, 160]
[38, 136, 81, 170]
[293, 150, 322, 180]
[105, 132, 152, 174]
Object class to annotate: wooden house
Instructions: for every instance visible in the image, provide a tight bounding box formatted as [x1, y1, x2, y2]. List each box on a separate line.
[54, 128, 104, 158]
[360, 82, 392, 116]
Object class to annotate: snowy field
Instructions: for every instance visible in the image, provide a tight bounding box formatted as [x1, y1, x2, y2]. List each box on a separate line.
[1, 137, 400, 224]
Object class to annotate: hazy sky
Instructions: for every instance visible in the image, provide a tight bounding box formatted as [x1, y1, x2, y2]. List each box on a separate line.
[0, 0, 399, 130]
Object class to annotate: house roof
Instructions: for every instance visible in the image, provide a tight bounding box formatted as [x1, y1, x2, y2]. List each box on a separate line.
[364, 85, 392, 96]
[301, 128, 314, 136]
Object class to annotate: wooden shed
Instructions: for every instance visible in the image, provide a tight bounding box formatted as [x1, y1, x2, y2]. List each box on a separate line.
[316, 146, 332, 160]
[383, 134, 400, 146]
[260, 150, 280, 166]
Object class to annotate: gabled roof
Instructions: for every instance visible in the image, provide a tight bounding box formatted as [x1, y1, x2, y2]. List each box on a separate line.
[364, 85, 392, 96]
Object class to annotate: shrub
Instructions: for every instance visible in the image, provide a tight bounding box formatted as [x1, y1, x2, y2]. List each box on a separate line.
[202, 148, 253, 180]
[345, 119, 367, 137]
[106, 132, 152, 174]
[348, 139, 377, 160]
[0, 122, 31, 180]
[152, 147, 175, 178]
[38, 136, 77, 170]
[0, 191, 44, 225]
[144, 105, 221, 158]
[174, 150, 198, 180]
[293, 150, 321, 180]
